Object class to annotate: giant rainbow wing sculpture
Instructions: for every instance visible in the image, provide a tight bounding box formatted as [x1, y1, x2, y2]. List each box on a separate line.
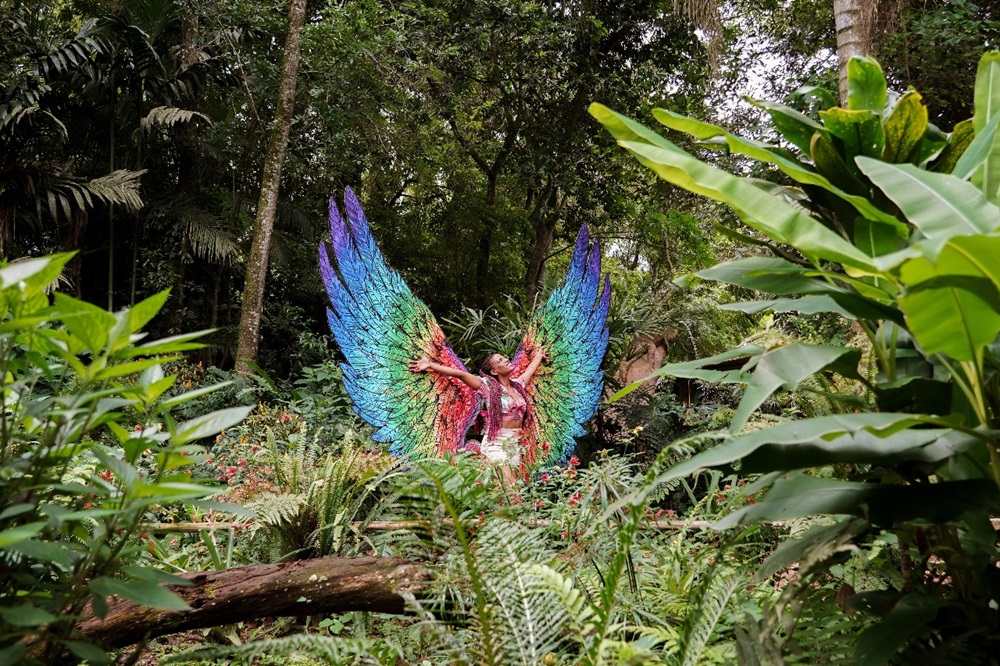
[318, 188, 478, 457]
[512, 225, 611, 468]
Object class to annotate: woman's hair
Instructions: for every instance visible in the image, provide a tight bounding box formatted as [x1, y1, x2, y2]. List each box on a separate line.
[477, 352, 530, 442]
[479, 354, 498, 377]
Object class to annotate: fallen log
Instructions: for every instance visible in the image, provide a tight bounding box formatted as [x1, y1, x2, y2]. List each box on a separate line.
[76, 556, 432, 649]
[144, 518, 714, 533]
[146, 517, 1000, 534]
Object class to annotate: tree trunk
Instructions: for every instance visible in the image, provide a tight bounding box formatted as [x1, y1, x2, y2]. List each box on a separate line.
[235, 0, 307, 373]
[833, 0, 870, 105]
[73, 557, 431, 650]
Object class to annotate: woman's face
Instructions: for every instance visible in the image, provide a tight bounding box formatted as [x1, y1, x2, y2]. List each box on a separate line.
[490, 354, 513, 376]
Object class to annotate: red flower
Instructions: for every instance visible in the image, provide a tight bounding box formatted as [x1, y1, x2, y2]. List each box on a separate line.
[747, 498, 757, 504]
[540, 473, 551, 482]
[280, 412, 291, 423]
[568, 491, 582, 507]
[564, 468, 577, 479]
[569, 456, 580, 467]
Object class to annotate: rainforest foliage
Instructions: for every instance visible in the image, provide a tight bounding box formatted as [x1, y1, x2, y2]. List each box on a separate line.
[2, 0, 1000, 664]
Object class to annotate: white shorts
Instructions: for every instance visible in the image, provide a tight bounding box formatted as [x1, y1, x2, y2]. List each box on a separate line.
[480, 428, 521, 466]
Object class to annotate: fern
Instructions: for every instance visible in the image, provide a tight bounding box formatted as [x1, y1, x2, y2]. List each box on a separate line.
[675, 573, 739, 666]
[160, 633, 395, 664]
[246, 491, 308, 528]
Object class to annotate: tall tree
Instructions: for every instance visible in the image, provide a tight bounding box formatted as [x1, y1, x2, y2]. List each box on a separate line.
[235, 0, 307, 372]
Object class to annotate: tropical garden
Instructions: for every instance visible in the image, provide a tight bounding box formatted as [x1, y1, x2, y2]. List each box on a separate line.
[2, 0, 1000, 664]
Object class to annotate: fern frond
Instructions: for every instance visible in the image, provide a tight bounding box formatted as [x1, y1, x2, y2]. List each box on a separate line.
[160, 634, 392, 664]
[477, 524, 568, 663]
[529, 563, 596, 638]
[677, 573, 739, 666]
[246, 491, 307, 527]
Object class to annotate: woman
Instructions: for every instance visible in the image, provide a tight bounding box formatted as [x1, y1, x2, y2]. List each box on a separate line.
[409, 349, 545, 485]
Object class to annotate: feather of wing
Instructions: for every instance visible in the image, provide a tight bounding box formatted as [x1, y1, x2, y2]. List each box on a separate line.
[513, 226, 610, 467]
[319, 189, 477, 457]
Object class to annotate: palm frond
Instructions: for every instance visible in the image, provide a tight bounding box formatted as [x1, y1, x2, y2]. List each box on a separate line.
[181, 210, 238, 264]
[85, 169, 145, 211]
[0, 102, 67, 141]
[140, 105, 211, 133]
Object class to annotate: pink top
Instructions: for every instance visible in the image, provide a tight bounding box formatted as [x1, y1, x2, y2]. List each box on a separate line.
[478, 377, 527, 421]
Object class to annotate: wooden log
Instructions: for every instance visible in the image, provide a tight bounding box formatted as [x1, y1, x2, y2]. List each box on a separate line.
[145, 518, 1000, 534]
[75, 557, 431, 649]
[143, 518, 708, 533]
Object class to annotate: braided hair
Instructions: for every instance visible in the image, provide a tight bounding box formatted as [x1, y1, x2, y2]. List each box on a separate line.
[478, 353, 530, 442]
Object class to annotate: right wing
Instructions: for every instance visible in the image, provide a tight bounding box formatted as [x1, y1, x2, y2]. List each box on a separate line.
[318, 189, 478, 457]
[512, 225, 611, 468]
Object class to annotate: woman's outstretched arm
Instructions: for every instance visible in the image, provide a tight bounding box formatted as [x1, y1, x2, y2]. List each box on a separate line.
[409, 357, 483, 390]
[517, 348, 546, 385]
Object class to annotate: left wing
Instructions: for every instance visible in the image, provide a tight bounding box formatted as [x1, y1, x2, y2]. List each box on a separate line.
[318, 189, 478, 457]
[512, 225, 611, 468]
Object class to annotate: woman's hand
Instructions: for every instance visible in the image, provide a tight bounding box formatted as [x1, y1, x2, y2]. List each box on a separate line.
[409, 357, 432, 372]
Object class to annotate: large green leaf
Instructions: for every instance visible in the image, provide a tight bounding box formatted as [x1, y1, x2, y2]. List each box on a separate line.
[857, 157, 1000, 238]
[897, 240, 1000, 360]
[172, 405, 252, 446]
[90, 577, 191, 611]
[847, 56, 888, 113]
[715, 473, 998, 528]
[697, 256, 850, 295]
[811, 131, 869, 196]
[881, 91, 927, 163]
[610, 345, 761, 401]
[0, 253, 73, 296]
[854, 595, 945, 666]
[656, 413, 941, 485]
[614, 137, 877, 269]
[972, 51, 1000, 202]
[53, 293, 118, 353]
[951, 114, 1000, 180]
[744, 97, 824, 154]
[591, 109, 877, 272]
[935, 119, 975, 175]
[758, 517, 869, 580]
[821, 108, 886, 169]
[718, 294, 901, 322]
[652, 107, 903, 230]
[730, 344, 862, 432]
[586, 103, 682, 152]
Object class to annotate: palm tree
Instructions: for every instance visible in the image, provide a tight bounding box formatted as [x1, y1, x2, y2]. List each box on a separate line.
[0, 15, 145, 274]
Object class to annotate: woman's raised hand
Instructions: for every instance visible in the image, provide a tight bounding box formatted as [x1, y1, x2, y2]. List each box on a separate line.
[409, 357, 432, 372]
